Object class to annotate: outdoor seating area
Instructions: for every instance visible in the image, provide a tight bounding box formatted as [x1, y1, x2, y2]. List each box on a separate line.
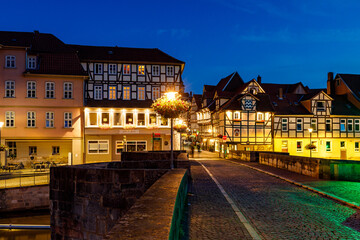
[1, 163, 24, 172]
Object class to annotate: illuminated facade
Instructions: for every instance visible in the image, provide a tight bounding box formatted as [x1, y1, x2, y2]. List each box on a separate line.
[70, 45, 185, 163]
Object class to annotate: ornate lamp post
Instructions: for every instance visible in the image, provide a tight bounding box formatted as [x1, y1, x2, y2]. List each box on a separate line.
[308, 128, 313, 158]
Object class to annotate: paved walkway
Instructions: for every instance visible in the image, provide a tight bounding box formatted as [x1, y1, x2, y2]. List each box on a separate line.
[185, 151, 360, 239]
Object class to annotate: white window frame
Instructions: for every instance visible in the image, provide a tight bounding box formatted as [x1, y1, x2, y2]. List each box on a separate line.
[123, 86, 130, 100]
[256, 112, 264, 121]
[152, 65, 160, 76]
[94, 63, 103, 74]
[325, 141, 332, 152]
[356, 119, 360, 132]
[152, 87, 160, 100]
[340, 119, 346, 132]
[27, 81, 36, 98]
[234, 112, 240, 120]
[138, 86, 145, 100]
[166, 66, 174, 76]
[5, 111, 15, 127]
[27, 57, 36, 69]
[124, 140, 147, 152]
[27, 111, 36, 128]
[355, 142, 360, 152]
[109, 86, 117, 100]
[282, 118, 288, 131]
[311, 119, 317, 131]
[123, 64, 130, 75]
[5, 80, 15, 98]
[296, 141, 303, 152]
[138, 65, 145, 75]
[45, 82, 55, 99]
[94, 86, 103, 100]
[46, 112, 54, 128]
[348, 119, 353, 132]
[5, 55, 16, 68]
[63, 82, 73, 99]
[296, 118, 303, 131]
[88, 140, 109, 154]
[64, 112, 72, 128]
[88, 112, 98, 127]
[108, 64, 117, 75]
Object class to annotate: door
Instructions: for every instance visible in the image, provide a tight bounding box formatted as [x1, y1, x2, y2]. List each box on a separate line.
[153, 139, 162, 151]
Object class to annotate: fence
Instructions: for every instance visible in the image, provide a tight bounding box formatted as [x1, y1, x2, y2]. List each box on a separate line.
[0, 170, 50, 189]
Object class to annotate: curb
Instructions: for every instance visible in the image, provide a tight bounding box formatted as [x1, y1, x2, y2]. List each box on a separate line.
[227, 159, 360, 211]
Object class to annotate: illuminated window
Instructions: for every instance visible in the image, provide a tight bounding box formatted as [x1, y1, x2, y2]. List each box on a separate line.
[45, 82, 55, 99]
[149, 113, 157, 124]
[88, 140, 109, 154]
[89, 113, 97, 126]
[316, 101, 325, 111]
[64, 112, 72, 128]
[27, 57, 36, 69]
[64, 82, 73, 99]
[340, 119, 346, 132]
[114, 113, 122, 126]
[108, 64, 117, 75]
[296, 141, 302, 152]
[109, 86, 116, 100]
[94, 86, 102, 100]
[137, 113, 145, 126]
[5, 55, 16, 68]
[123, 86, 130, 100]
[166, 66, 174, 76]
[138, 65, 145, 75]
[257, 113, 264, 121]
[282, 140, 288, 152]
[348, 119, 353, 132]
[5, 111, 15, 127]
[123, 64, 131, 75]
[101, 113, 109, 125]
[355, 142, 359, 152]
[5, 81, 15, 98]
[296, 118, 303, 131]
[282, 118, 288, 131]
[94, 63, 103, 74]
[311, 119, 317, 131]
[355, 119, 360, 132]
[138, 87, 145, 100]
[27, 111, 36, 128]
[124, 140, 147, 152]
[234, 112, 240, 120]
[326, 119, 331, 131]
[27, 81, 36, 98]
[152, 87, 160, 100]
[126, 113, 134, 124]
[46, 112, 54, 128]
[152, 65, 160, 76]
[326, 141, 331, 152]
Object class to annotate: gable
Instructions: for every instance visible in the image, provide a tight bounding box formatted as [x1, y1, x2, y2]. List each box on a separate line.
[241, 80, 265, 95]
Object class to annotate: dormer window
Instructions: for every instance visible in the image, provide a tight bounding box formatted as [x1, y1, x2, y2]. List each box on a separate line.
[244, 99, 253, 110]
[317, 101, 325, 111]
[27, 57, 36, 69]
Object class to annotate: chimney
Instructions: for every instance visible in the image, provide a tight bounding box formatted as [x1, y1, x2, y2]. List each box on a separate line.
[279, 88, 283, 100]
[327, 72, 334, 95]
[34, 30, 39, 35]
[257, 75, 262, 84]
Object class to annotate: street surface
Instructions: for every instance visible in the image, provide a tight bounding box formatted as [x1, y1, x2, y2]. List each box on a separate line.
[185, 152, 360, 239]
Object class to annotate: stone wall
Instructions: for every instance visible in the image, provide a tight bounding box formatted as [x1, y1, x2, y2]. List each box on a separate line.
[232, 151, 289, 162]
[50, 164, 168, 240]
[0, 185, 49, 212]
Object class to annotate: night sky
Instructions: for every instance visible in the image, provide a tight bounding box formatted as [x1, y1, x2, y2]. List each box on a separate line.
[2, 0, 360, 93]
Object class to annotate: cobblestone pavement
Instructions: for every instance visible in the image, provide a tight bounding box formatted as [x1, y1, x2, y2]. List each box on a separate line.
[187, 157, 360, 239]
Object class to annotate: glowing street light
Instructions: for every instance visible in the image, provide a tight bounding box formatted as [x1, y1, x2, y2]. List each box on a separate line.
[165, 92, 177, 100]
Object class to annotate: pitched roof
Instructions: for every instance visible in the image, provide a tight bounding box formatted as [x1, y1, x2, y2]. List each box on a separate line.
[192, 94, 202, 109]
[269, 93, 311, 115]
[220, 93, 274, 112]
[331, 94, 360, 115]
[69, 44, 184, 64]
[337, 74, 360, 100]
[261, 82, 308, 96]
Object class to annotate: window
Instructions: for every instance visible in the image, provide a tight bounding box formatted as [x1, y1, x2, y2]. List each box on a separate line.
[52, 146, 60, 155]
[101, 113, 109, 125]
[348, 119, 353, 132]
[88, 140, 109, 154]
[114, 113, 122, 126]
[340, 141, 345, 148]
[160, 117, 168, 126]
[355, 142, 359, 152]
[123, 64, 131, 75]
[64, 82, 73, 99]
[7, 142, 16, 157]
[64, 112, 72, 128]
[138, 87, 145, 100]
[340, 119, 346, 132]
[109, 86, 116, 100]
[152, 65, 160, 76]
[152, 87, 160, 100]
[108, 64, 117, 75]
[46, 112, 54, 128]
[149, 113, 157, 125]
[27, 111, 36, 127]
[166, 66, 174, 76]
[27, 57, 36, 69]
[45, 82, 55, 99]
[138, 65, 145, 75]
[5, 81, 15, 98]
[244, 99, 253, 110]
[311, 119, 317, 131]
[5, 111, 15, 127]
[29, 146, 37, 155]
[125, 140, 147, 152]
[89, 113, 97, 126]
[356, 120, 360, 132]
[94, 86, 102, 100]
[126, 113, 134, 125]
[282, 118, 288, 131]
[296, 118, 303, 131]
[296, 141, 302, 152]
[316, 101, 325, 111]
[326, 119, 332, 131]
[137, 113, 145, 126]
[123, 86, 130, 100]
[281, 140, 288, 152]
[257, 112, 264, 121]
[5, 55, 16, 68]
[27, 81, 36, 98]
[234, 112, 240, 120]
[94, 63, 103, 74]
[326, 141, 331, 152]
[115, 140, 125, 154]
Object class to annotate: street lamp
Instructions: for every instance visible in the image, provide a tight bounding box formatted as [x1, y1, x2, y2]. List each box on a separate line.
[308, 128, 313, 158]
[165, 92, 178, 169]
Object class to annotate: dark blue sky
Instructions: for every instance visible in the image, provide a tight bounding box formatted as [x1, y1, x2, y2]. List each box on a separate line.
[2, 0, 360, 93]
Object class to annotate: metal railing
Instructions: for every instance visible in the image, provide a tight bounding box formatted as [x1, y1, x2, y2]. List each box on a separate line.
[0, 170, 50, 189]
